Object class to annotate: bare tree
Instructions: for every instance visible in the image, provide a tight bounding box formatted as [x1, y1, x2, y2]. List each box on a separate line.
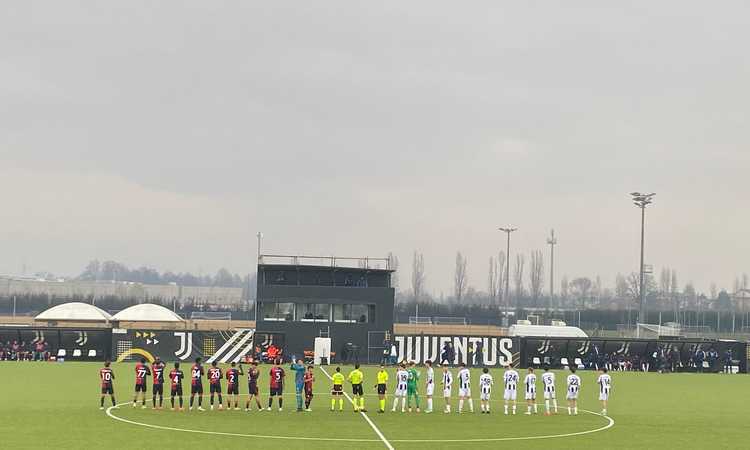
[560, 275, 569, 301]
[454, 252, 468, 303]
[529, 250, 544, 302]
[670, 269, 679, 321]
[743, 273, 749, 291]
[710, 282, 718, 300]
[387, 252, 400, 290]
[496, 251, 506, 307]
[570, 277, 593, 309]
[411, 251, 425, 302]
[487, 257, 497, 305]
[513, 254, 525, 304]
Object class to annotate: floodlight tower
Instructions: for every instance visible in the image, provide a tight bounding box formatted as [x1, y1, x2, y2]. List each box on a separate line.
[630, 192, 655, 326]
[498, 227, 518, 319]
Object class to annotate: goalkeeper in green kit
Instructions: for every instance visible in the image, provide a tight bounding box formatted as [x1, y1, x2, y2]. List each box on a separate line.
[407, 361, 421, 412]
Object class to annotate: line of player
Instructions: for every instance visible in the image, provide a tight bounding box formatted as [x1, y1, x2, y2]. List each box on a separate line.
[98, 357, 612, 416]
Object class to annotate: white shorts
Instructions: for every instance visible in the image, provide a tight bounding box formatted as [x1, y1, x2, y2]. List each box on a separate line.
[480, 391, 491, 401]
[395, 386, 407, 397]
[567, 390, 579, 400]
[543, 388, 556, 400]
[525, 390, 536, 400]
[443, 388, 451, 397]
[599, 390, 609, 401]
[426, 383, 434, 396]
[503, 389, 517, 401]
[458, 388, 471, 398]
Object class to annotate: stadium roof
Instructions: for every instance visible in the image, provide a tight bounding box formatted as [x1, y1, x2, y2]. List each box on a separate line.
[35, 302, 113, 322]
[508, 324, 588, 338]
[112, 303, 184, 322]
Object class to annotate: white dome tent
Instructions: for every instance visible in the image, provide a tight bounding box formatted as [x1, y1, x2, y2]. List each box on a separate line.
[111, 303, 184, 322]
[35, 302, 113, 322]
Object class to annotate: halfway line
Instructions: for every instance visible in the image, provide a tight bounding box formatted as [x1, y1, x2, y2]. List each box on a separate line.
[319, 366, 395, 450]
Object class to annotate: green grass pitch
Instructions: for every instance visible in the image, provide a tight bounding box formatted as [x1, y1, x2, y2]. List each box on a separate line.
[0, 361, 746, 449]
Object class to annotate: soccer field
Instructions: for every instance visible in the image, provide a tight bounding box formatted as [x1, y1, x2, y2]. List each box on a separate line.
[0, 362, 746, 449]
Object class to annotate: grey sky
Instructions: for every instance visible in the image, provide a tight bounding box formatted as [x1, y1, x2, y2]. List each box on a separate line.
[2, 1, 749, 295]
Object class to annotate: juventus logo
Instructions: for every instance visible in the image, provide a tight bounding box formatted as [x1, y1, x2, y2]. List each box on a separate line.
[75, 331, 88, 346]
[174, 332, 193, 360]
[576, 341, 590, 355]
[536, 340, 551, 354]
[615, 342, 630, 355]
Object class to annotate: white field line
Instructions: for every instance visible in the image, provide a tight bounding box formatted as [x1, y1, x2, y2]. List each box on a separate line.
[319, 366, 395, 450]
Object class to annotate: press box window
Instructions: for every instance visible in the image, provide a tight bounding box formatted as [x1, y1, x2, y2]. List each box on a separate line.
[295, 304, 331, 322]
[333, 304, 375, 323]
[262, 302, 294, 321]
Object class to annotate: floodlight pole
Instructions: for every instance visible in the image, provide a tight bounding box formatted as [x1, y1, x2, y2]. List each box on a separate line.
[630, 192, 655, 332]
[498, 227, 517, 322]
[547, 229, 557, 301]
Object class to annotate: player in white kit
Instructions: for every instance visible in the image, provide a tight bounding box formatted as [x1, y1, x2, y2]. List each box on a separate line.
[502, 364, 519, 415]
[524, 367, 538, 415]
[597, 367, 612, 415]
[541, 366, 558, 415]
[478, 367, 493, 413]
[392, 362, 409, 412]
[424, 360, 435, 413]
[456, 362, 474, 413]
[441, 366, 453, 413]
[566, 367, 581, 415]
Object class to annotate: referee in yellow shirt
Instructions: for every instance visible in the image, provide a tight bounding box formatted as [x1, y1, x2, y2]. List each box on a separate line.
[347, 364, 365, 412]
[374, 364, 389, 413]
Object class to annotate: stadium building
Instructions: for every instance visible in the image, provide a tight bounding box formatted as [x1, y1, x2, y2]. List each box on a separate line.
[255, 255, 395, 363]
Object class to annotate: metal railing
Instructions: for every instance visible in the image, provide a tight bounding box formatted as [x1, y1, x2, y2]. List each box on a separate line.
[259, 254, 391, 270]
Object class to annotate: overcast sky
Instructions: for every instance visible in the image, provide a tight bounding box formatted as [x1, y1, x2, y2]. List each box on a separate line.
[1, 1, 748, 295]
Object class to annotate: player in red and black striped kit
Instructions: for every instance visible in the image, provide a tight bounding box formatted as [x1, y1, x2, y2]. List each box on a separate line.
[99, 360, 116, 410]
[303, 365, 315, 411]
[267, 359, 285, 411]
[151, 356, 166, 409]
[245, 361, 263, 412]
[225, 361, 244, 410]
[133, 358, 151, 409]
[169, 361, 184, 411]
[208, 360, 223, 410]
[189, 357, 205, 411]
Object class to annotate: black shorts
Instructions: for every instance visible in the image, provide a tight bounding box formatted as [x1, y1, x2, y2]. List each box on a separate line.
[153, 384, 163, 395]
[210, 384, 222, 394]
[352, 384, 363, 396]
[270, 386, 283, 396]
[304, 386, 313, 397]
[331, 385, 343, 395]
[101, 385, 114, 395]
[135, 383, 147, 392]
[227, 384, 239, 395]
[248, 384, 259, 395]
[377, 384, 386, 395]
[171, 385, 183, 396]
[191, 384, 203, 394]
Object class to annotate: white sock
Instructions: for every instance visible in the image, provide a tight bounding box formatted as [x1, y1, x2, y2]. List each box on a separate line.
[486, 403, 490, 412]
[545, 399, 550, 412]
[574, 407, 578, 415]
[512, 405, 516, 414]
[446, 403, 451, 412]
[468, 399, 474, 412]
[553, 399, 558, 412]
[534, 403, 538, 413]
[481, 403, 485, 412]
[392, 398, 398, 410]
[458, 399, 464, 412]
[568, 407, 572, 415]
[401, 397, 406, 411]
[527, 405, 531, 413]
[504, 404, 508, 414]
[427, 398, 432, 411]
